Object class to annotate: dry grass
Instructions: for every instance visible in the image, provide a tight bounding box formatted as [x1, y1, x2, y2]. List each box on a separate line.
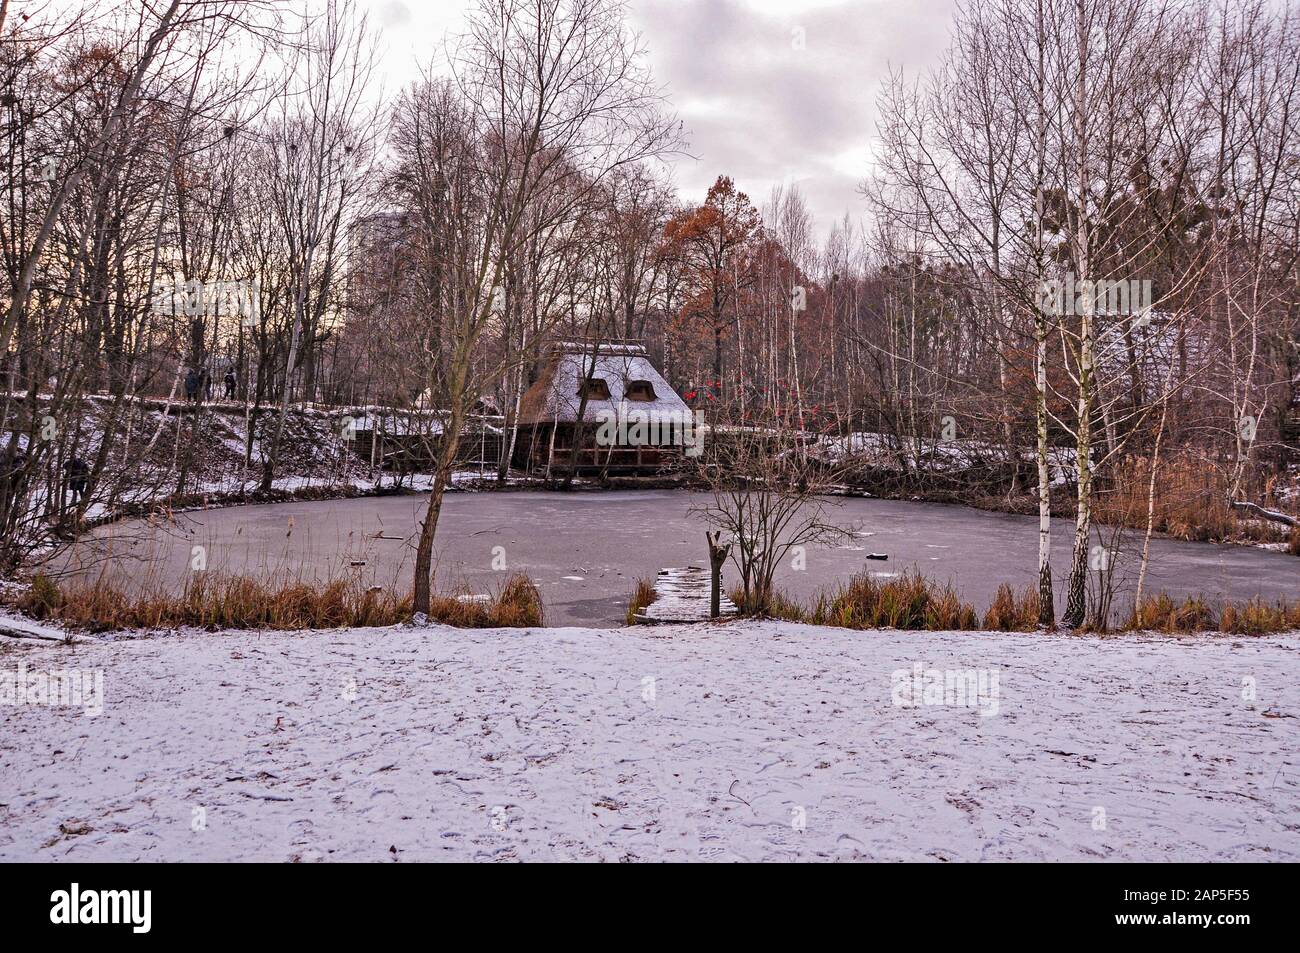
[1124, 593, 1217, 633]
[981, 583, 1042, 632]
[16, 570, 543, 631]
[472, 573, 544, 627]
[1126, 592, 1300, 635]
[765, 589, 812, 622]
[804, 570, 980, 631]
[1093, 454, 1229, 541]
[1218, 597, 1300, 635]
[723, 569, 1297, 636]
[21, 572, 63, 620]
[727, 584, 785, 617]
[625, 577, 657, 624]
[1093, 452, 1298, 544]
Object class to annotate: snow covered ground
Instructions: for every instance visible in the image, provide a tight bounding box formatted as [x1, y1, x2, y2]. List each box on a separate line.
[1, 619, 1297, 862]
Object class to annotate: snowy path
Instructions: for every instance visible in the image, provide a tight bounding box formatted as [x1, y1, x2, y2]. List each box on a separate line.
[2, 621, 1298, 861]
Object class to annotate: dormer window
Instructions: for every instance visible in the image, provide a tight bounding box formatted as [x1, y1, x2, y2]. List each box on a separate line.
[625, 380, 656, 401]
[578, 377, 611, 399]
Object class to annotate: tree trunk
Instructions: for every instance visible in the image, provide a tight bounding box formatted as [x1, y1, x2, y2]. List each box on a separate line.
[1062, 335, 1094, 629]
[413, 366, 469, 615]
[713, 322, 723, 395]
[1035, 310, 1055, 627]
[1032, 0, 1053, 628]
[412, 461, 452, 617]
[1062, 0, 1095, 631]
[706, 530, 730, 619]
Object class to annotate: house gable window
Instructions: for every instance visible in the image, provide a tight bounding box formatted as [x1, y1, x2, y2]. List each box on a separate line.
[625, 380, 656, 401]
[578, 377, 611, 400]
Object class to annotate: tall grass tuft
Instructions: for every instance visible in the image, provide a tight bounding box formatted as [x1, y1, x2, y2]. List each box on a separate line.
[484, 573, 545, 627]
[20, 573, 63, 620]
[981, 583, 1041, 632]
[625, 577, 657, 624]
[1127, 593, 1221, 634]
[16, 570, 543, 631]
[1129, 592, 1300, 636]
[807, 570, 979, 631]
[1217, 597, 1300, 636]
[754, 588, 810, 622]
[723, 571, 1298, 636]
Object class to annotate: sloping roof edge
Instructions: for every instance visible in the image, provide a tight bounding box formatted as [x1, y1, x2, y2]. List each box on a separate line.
[518, 342, 689, 425]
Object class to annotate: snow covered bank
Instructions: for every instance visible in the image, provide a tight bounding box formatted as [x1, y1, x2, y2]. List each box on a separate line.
[1, 621, 1296, 861]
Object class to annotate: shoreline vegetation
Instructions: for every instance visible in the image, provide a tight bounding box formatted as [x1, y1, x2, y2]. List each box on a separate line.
[9, 571, 543, 632]
[0, 565, 1293, 636]
[630, 569, 1300, 637]
[13, 400, 1292, 557]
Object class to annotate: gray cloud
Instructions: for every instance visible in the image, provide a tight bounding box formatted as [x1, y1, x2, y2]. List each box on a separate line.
[358, 0, 958, 241]
[630, 0, 958, 239]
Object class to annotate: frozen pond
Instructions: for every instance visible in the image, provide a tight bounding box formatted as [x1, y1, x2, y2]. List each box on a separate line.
[56, 490, 1298, 626]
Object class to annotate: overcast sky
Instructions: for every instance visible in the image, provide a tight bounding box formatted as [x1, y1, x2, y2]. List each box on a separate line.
[366, 0, 959, 241]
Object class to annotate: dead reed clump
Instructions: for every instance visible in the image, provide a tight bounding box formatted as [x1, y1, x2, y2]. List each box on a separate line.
[1092, 453, 1230, 541]
[18, 573, 64, 620]
[625, 577, 657, 624]
[719, 585, 806, 621]
[924, 585, 981, 630]
[981, 583, 1041, 632]
[1217, 597, 1300, 636]
[1128, 592, 1298, 636]
[763, 589, 810, 622]
[488, 573, 545, 628]
[27, 570, 541, 631]
[810, 570, 979, 631]
[425, 573, 544, 628]
[1094, 452, 1299, 544]
[1125, 593, 1219, 634]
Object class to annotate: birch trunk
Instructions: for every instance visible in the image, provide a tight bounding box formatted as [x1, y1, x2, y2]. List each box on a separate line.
[1033, 0, 1054, 627]
[1062, 0, 1095, 630]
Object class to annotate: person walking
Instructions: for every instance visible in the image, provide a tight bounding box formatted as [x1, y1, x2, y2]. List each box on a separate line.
[1, 447, 28, 500]
[64, 456, 89, 507]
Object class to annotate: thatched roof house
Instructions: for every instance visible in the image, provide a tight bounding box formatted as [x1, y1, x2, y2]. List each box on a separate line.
[515, 341, 696, 475]
[518, 341, 690, 424]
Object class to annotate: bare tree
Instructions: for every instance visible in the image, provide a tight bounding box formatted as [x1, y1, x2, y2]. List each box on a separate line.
[691, 405, 854, 615]
[399, 0, 680, 616]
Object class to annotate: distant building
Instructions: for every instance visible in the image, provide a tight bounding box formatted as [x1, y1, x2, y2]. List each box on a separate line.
[347, 211, 410, 305]
[1094, 312, 1207, 403]
[514, 341, 697, 475]
[351, 211, 408, 261]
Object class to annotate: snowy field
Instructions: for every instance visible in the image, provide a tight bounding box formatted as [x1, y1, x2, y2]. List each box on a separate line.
[1, 619, 1297, 862]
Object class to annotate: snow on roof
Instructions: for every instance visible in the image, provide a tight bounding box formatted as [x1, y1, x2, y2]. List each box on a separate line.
[1095, 312, 1206, 397]
[518, 342, 690, 425]
[345, 409, 443, 436]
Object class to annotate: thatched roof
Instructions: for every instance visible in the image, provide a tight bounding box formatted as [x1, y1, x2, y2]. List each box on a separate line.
[518, 342, 690, 425]
[1096, 312, 1205, 401]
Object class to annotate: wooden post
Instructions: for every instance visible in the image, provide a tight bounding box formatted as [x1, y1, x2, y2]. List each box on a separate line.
[706, 530, 731, 619]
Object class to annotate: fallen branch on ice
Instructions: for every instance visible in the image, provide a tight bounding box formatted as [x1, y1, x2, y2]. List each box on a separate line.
[1231, 500, 1299, 528]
